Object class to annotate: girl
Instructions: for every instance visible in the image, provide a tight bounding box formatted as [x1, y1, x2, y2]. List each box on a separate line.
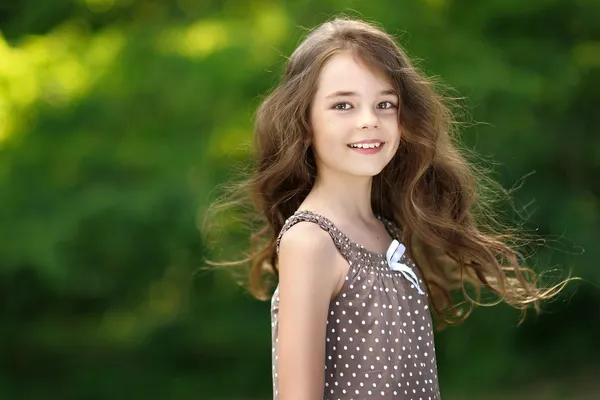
[206, 17, 570, 400]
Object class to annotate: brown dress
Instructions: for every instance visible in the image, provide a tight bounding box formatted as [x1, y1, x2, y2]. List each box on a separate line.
[270, 210, 441, 400]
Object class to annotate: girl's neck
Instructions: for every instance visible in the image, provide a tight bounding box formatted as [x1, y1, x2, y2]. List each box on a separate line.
[301, 173, 375, 223]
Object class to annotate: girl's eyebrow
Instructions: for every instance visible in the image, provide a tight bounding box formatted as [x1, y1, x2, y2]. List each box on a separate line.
[325, 89, 397, 98]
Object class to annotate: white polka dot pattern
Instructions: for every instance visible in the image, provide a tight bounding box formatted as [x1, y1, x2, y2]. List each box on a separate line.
[271, 210, 441, 399]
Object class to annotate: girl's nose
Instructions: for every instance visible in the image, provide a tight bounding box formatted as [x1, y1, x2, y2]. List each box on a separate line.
[358, 111, 380, 130]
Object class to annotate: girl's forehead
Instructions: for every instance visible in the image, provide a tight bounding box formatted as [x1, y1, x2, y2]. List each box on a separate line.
[315, 51, 393, 95]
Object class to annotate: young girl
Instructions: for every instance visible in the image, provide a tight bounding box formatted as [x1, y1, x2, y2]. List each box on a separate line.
[207, 17, 570, 400]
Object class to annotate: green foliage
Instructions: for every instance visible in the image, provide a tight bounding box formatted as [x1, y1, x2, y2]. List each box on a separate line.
[0, 0, 599, 398]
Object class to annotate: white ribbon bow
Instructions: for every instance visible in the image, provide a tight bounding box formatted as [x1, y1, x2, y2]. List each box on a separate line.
[386, 239, 424, 295]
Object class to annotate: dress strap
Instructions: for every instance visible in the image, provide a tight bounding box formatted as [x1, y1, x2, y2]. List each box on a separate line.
[379, 216, 403, 241]
[276, 210, 354, 261]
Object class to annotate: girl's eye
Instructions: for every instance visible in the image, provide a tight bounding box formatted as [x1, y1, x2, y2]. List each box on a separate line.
[378, 101, 397, 109]
[333, 103, 352, 110]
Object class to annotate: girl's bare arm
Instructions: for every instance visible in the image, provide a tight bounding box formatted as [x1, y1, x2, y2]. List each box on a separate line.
[276, 223, 345, 400]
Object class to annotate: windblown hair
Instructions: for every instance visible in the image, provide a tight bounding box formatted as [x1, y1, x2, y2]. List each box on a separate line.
[205, 17, 571, 326]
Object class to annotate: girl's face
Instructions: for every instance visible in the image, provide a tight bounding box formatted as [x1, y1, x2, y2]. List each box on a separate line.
[309, 51, 401, 180]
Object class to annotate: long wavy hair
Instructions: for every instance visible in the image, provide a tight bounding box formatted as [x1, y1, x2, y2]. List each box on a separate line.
[204, 17, 572, 327]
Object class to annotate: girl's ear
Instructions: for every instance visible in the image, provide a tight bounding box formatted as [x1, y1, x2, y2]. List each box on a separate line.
[304, 125, 313, 147]
[304, 134, 312, 147]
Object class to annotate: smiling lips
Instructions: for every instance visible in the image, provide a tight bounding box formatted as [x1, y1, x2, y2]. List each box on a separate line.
[347, 140, 384, 154]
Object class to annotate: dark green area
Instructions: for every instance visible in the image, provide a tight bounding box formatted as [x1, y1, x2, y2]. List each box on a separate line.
[1, 0, 599, 398]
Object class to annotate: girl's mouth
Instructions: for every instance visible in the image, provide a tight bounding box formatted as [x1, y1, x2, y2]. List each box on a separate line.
[347, 141, 384, 154]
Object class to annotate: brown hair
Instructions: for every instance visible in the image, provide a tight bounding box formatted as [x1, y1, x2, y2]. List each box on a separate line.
[204, 16, 573, 327]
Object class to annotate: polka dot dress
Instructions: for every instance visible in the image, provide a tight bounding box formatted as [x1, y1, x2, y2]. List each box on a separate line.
[271, 210, 441, 399]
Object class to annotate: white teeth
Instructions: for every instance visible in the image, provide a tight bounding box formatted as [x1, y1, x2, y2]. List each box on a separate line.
[349, 142, 382, 149]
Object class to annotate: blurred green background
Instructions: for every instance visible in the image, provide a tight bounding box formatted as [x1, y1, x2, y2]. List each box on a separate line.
[1, 0, 599, 399]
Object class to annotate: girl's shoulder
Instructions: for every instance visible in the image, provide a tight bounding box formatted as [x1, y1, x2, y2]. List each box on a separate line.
[276, 209, 353, 259]
[277, 209, 403, 263]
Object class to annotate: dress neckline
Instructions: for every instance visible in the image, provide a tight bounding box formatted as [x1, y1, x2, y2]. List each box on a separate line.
[293, 209, 396, 258]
